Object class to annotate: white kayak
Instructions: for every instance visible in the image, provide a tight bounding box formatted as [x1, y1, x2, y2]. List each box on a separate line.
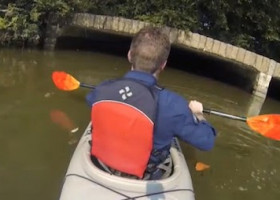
[59, 123, 195, 200]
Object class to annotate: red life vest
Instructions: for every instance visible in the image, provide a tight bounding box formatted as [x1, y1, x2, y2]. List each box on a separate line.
[91, 79, 158, 178]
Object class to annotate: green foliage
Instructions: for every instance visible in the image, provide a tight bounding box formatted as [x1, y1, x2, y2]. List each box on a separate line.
[197, 0, 280, 59]
[100, 0, 198, 30]
[90, 0, 280, 60]
[0, 18, 5, 28]
[0, 0, 279, 61]
[0, 3, 39, 46]
[0, 0, 97, 46]
[34, 0, 70, 17]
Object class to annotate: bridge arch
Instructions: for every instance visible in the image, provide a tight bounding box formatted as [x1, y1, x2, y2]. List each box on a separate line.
[50, 13, 280, 99]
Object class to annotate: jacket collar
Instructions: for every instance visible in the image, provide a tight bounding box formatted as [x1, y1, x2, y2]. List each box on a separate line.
[124, 70, 157, 86]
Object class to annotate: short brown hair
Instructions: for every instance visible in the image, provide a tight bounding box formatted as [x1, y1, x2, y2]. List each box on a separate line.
[129, 27, 171, 73]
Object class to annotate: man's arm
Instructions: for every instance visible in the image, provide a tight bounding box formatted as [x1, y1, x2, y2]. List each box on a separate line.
[175, 99, 216, 151]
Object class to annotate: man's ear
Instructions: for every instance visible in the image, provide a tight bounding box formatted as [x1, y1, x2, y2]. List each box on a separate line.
[160, 60, 167, 71]
[128, 50, 134, 70]
[127, 50, 132, 63]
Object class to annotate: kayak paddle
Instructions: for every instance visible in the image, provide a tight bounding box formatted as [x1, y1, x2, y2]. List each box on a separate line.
[203, 109, 280, 140]
[52, 71, 280, 141]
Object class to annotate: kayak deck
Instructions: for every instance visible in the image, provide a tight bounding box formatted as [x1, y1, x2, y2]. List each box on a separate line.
[59, 123, 195, 200]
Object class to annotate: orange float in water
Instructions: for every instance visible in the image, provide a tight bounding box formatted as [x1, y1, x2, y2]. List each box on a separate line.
[195, 162, 210, 171]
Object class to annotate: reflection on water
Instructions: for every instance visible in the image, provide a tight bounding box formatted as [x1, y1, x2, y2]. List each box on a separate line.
[0, 49, 280, 200]
[246, 96, 266, 116]
[50, 109, 79, 145]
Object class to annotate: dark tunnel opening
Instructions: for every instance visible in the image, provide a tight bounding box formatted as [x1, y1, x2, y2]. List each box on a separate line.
[268, 78, 280, 100]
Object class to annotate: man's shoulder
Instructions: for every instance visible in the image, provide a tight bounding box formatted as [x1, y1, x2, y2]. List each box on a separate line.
[95, 79, 116, 88]
[160, 88, 187, 104]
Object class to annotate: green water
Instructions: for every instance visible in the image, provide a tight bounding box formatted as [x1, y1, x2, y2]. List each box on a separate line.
[0, 49, 279, 200]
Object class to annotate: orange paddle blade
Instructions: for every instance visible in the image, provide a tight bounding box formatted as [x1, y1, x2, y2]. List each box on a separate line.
[52, 71, 80, 91]
[247, 114, 280, 140]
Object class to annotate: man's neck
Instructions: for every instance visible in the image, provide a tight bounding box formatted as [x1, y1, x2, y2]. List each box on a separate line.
[130, 67, 159, 80]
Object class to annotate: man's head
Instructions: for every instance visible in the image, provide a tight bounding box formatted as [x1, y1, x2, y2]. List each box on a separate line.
[128, 27, 171, 74]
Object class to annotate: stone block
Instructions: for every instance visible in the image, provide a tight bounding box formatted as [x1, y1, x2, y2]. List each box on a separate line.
[81, 14, 88, 27]
[130, 19, 139, 34]
[228, 46, 238, 60]
[183, 32, 192, 47]
[225, 44, 233, 58]
[254, 55, 263, 71]
[218, 42, 226, 57]
[198, 35, 207, 50]
[212, 40, 221, 55]
[89, 15, 96, 28]
[104, 16, 113, 30]
[275, 62, 280, 78]
[253, 86, 268, 98]
[243, 51, 257, 67]
[189, 33, 200, 49]
[204, 37, 214, 52]
[118, 17, 126, 32]
[260, 57, 270, 73]
[93, 15, 106, 29]
[236, 48, 246, 63]
[84, 18, 91, 28]
[176, 30, 188, 45]
[267, 59, 277, 75]
[112, 17, 119, 31]
[137, 21, 146, 30]
[123, 19, 133, 34]
[73, 14, 82, 25]
[253, 72, 272, 98]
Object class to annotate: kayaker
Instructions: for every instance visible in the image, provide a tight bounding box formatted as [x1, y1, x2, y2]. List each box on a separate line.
[86, 26, 216, 180]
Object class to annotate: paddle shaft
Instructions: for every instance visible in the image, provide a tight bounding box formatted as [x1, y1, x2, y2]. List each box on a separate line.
[80, 83, 95, 89]
[203, 109, 247, 122]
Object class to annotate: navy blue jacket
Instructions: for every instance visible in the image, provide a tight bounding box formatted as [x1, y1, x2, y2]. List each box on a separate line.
[86, 71, 216, 164]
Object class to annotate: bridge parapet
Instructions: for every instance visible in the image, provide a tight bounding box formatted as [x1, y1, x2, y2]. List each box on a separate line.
[72, 14, 279, 76]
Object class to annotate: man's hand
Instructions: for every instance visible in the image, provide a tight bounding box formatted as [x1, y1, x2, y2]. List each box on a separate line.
[189, 100, 206, 121]
[189, 100, 203, 113]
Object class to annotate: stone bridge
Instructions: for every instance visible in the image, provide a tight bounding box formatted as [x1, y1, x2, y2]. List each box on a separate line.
[46, 13, 280, 99]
